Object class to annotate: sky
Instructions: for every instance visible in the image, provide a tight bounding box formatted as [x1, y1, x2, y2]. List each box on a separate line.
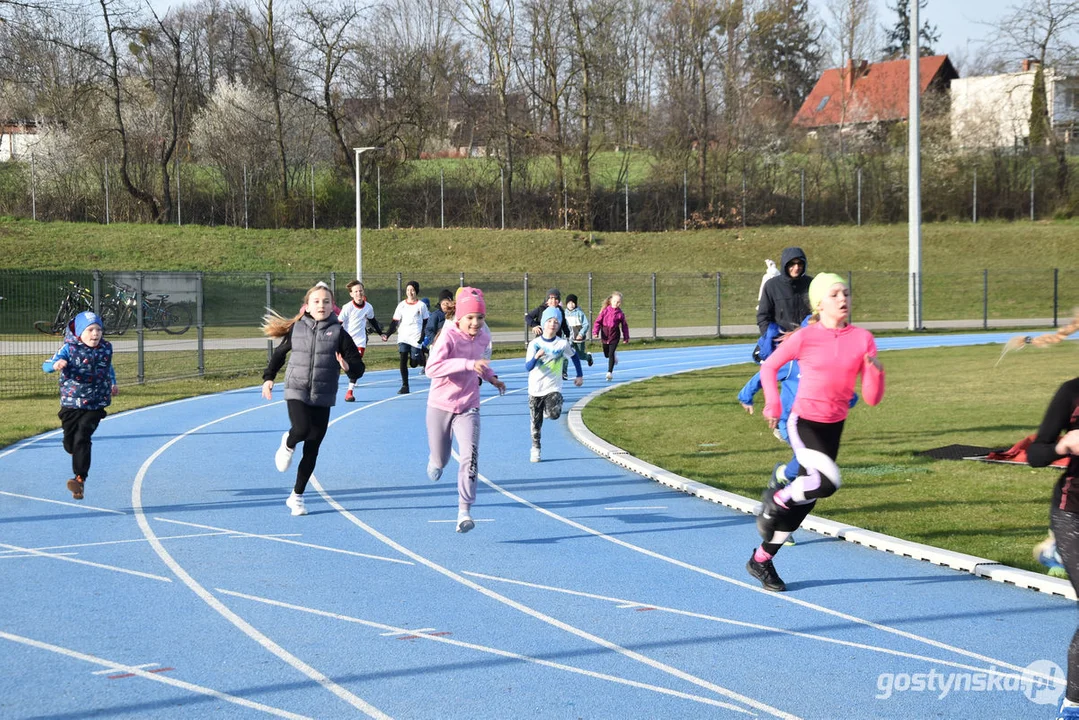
[810, 0, 1027, 69]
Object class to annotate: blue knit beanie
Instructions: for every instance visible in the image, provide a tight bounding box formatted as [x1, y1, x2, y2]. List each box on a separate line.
[73, 311, 104, 338]
[541, 306, 563, 328]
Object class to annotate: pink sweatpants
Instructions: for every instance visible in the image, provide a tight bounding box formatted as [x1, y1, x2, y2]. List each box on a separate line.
[426, 406, 480, 507]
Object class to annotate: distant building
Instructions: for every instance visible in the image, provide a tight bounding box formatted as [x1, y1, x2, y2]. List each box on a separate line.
[0, 120, 41, 162]
[951, 59, 1079, 148]
[793, 55, 959, 136]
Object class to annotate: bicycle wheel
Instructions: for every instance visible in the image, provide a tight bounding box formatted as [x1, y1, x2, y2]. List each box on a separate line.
[161, 303, 192, 334]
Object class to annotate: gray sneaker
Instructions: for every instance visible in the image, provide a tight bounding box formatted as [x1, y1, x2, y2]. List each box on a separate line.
[427, 461, 443, 482]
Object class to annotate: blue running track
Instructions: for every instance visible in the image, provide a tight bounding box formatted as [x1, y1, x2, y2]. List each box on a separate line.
[0, 332, 1071, 719]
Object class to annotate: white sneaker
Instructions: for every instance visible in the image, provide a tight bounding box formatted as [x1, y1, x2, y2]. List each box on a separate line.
[274, 432, 294, 472]
[286, 492, 307, 516]
[456, 508, 475, 534]
[772, 427, 784, 442]
[530, 447, 541, 463]
[605, 372, 613, 381]
[427, 461, 443, 482]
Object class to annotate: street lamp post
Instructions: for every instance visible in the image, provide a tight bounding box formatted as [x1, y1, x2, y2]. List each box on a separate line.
[353, 147, 380, 281]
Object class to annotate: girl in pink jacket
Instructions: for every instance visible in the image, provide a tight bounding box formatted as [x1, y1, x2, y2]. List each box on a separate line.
[749, 272, 885, 592]
[592, 291, 630, 381]
[424, 287, 506, 533]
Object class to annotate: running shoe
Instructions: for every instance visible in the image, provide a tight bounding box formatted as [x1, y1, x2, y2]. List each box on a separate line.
[427, 461, 443, 482]
[274, 432, 294, 472]
[746, 553, 786, 592]
[1036, 534, 1069, 579]
[456, 509, 475, 534]
[530, 447, 541, 463]
[285, 492, 307, 516]
[345, 388, 355, 402]
[66, 476, 85, 500]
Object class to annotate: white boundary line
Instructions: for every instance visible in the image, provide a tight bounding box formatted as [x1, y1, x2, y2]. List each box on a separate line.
[130, 402, 393, 720]
[566, 363, 1077, 602]
[218, 588, 755, 714]
[0, 541, 173, 582]
[0, 490, 127, 515]
[0, 629, 311, 719]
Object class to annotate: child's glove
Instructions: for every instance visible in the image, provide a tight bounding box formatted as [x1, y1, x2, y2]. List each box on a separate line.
[111, 384, 119, 397]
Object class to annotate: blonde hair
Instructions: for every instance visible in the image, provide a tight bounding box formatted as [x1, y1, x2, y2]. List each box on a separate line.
[996, 308, 1079, 364]
[262, 285, 334, 338]
[600, 291, 623, 310]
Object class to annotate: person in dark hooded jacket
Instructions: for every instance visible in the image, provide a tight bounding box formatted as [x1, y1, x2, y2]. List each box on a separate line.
[756, 247, 813, 338]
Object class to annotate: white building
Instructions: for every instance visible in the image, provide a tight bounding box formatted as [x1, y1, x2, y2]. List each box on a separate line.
[951, 60, 1079, 148]
[0, 120, 41, 162]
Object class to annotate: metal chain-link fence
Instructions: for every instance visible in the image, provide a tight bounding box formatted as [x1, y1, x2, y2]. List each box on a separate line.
[3, 268, 1075, 397]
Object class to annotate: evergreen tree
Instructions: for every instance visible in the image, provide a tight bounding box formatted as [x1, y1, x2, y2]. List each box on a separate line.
[747, 0, 823, 116]
[1029, 63, 1050, 148]
[881, 0, 939, 59]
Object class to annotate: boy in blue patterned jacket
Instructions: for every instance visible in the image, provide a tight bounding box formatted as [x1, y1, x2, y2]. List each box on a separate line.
[42, 311, 117, 500]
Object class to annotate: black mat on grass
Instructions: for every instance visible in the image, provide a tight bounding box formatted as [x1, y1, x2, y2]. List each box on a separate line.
[918, 444, 997, 461]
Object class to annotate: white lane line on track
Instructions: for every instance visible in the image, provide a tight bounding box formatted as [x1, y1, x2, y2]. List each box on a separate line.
[217, 588, 755, 714]
[604, 506, 668, 511]
[0, 532, 232, 554]
[154, 517, 414, 565]
[0, 630, 312, 719]
[131, 402, 392, 720]
[461, 570, 1055, 685]
[0, 541, 172, 582]
[91, 662, 159, 675]
[427, 519, 495, 524]
[307, 473, 798, 720]
[0, 490, 127, 514]
[474, 344, 1058, 682]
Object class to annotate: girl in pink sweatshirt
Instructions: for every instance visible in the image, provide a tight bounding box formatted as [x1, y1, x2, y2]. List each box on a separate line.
[749, 272, 885, 592]
[424, 287, 506, 533]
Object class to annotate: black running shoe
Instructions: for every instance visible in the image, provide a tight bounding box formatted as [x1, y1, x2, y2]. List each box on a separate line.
[756, 487, 780, 542]
[746, 553, 787, 592]
[397, 384, 410, 395]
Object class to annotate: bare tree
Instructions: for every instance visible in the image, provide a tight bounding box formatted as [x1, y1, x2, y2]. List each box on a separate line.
[825, 0, 876, 66]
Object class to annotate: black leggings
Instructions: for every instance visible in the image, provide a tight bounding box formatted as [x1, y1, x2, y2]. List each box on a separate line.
[398, 347, 424, 384]
[286, 400, 331, 495]
[763, 417, 844, 556]
[59, 408, 106, 479]
[1051, 506, 1079, 702]
[602, 338, 621, 373]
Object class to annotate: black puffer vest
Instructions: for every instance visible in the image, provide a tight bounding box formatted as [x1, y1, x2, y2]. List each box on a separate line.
[284, 315, 344, 407]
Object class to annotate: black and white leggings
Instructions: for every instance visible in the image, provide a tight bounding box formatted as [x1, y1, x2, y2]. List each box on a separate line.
[1051, 506, 1079, 703]
[762, 415, 845, 556]
[286, 400, 331, 495]
[529, 392, 564, 448]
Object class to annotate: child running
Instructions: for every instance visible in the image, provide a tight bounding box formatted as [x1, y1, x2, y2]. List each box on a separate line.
[41, 311, 118, 500]
[1026, 318, 1079, 719]
[385, 280, 429, 394]
[262, 284, 364, 516]
[337, 279, 387, 402]
[424, 287, 506, 533]
[592, 291, 629, 381]
[526, 306, 583, 462]
[563, 294, 593, 368]
[750, 272, 885, 592]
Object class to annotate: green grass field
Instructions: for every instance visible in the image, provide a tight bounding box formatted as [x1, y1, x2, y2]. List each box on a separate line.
[582, 341, 1078, 574]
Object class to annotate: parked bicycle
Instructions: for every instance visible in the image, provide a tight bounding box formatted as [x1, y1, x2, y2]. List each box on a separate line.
[106, 283, 192, 335]
[34, 281, 94, 335]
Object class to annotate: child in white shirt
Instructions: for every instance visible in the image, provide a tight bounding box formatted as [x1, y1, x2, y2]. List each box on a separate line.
[385, 280, 430, 394]
[525, 306, 583, 462]
[337, 279, 387, 402]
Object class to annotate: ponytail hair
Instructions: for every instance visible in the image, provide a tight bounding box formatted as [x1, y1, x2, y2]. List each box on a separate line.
[997, 308, 1079, 364]
[262, 285, 334, 338]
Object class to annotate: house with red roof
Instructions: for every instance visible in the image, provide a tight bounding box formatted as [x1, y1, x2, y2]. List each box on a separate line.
[793, 55, 958, 134]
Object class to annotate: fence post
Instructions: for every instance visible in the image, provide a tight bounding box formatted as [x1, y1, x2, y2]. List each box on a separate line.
[741, 171, 747, 227]
[587, 272, 593, 341]
[175, 153, 181, 226]
[800, 168, 805, 226]
[625, 181, 629, 233]
[440, 168, 445, 229]
[377, 166, 382, 230]
[847, 270, 853, 323]
[1031, 166, 1035, 221]
[136, 272, 145, 384]
[265, 272, 273, 364]
[715, 272, 722, 337]
[104, 160, 110, 225]
[459, 272, 465, 289]
[1054, 268, 1059, 327]
[651, 272, 657, 341]
[983, 269, 988, 330]
[523, 273, 530, 341]
[311, 164, 316, 230]
[683, 169, 688, 230]
[856, 167, 862, 226]
[31, 153, 37, 221]
[330, 271, 336, 296]
[501, 167, 505, 231]
[92, 270, 101, 317]
[972, 168, 977, 223]
[396, 272, 402, 302]
[243, 163, 249, 230]
[196, 272, 204, 377]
